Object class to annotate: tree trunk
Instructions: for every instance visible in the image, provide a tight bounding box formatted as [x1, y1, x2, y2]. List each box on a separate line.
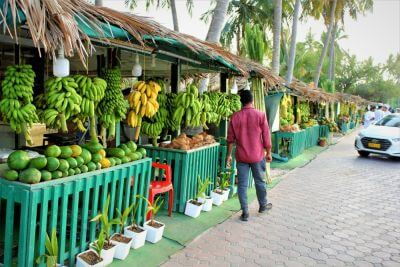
[285, 0, 301, 85]
[313, 0, 337, 88]
[271, 0, 282, 75]
[236, 30, 241, 55]
[205, 0, 230, 43]
[328, 22, 338, 81]
[170, 0, 179, 31]
[95, 0, 103, 6]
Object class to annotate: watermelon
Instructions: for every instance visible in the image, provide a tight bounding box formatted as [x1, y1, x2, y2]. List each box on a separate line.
[19, 168, 41, 184]
[40, 170, 52, 181]
[29, 157, 47, 170]
[44, 145, 61, 158]
[80, 149, 92, 164]
[58, 159, 70, 172]
[74, 167, 81, 175]
[137, 148, 146, 157]
[59, 146, 73, 159]
[80, 165, 89, 173]
[4, 169, 19, 181]
[66, 158, 78, 168]
[7, 150, 30, 170]
[127, 141, 137, 152]
[46, 157, 60, 171]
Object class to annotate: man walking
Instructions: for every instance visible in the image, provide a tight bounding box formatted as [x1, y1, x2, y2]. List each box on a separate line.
[226, 90, 272, 221]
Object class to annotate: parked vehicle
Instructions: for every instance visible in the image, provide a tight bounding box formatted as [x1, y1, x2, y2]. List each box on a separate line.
[355, 114, 400, 158]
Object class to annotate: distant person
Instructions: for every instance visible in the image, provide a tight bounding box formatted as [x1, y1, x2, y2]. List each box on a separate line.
[226, 90, 272, 222]
[375, 105, 384, 122]
[364, 106, 376, 128]
[382, 104, 391, 116]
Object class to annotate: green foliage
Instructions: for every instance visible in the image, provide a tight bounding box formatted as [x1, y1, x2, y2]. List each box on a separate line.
[218, 171, 231, 191]
[115, 202, 136, 234]
[90, 231, 105, 259]
[139, 196, 164, 223]
[91, 195, 119, 245]
[196, 176, 211, 199]
[36, 229, 58, 267]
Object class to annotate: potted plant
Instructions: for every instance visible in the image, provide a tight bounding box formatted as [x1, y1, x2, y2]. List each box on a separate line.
[141, 196, 165, 243]
[197, 177, 213, 212]
[220, 172, 231, 201]
[318, 137, 328, 147]
[124, 200, 147, 249]
[185, 177, 203, 218]
[36, 229, 65, 267]
[110, 204, 134, 260]
[76, 231, 105, 267]
[91, 195, 118, 265]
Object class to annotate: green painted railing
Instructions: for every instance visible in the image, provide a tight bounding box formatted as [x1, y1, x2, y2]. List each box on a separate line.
[273, 125, 321, 158]
[340, 122, 351, 133]
[142, 143, 220, 212]
[0, 158, 152, 267]
[319, 125, 330, 139]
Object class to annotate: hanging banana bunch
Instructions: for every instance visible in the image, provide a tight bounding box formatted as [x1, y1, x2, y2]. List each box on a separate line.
[0, 65, 39, 145]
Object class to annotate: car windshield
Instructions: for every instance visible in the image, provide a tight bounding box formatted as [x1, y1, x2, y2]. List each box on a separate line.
[375, 115, 400, 128]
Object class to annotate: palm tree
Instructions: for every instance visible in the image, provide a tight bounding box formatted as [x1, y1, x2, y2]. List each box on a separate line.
[126, 0, 194, 32]
[205, 0, 231, 43]
[285, 0, 301, 84]
[271, 0, 283, 75]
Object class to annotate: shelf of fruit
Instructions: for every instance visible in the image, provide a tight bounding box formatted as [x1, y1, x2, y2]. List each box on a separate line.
[2, 140, 146, 184]
[159, 132, 216, 151]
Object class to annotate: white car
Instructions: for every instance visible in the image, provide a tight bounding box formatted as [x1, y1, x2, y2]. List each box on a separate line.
[355, 114, 400, 158]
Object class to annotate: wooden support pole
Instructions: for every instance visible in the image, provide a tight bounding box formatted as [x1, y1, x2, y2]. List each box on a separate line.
[170, 59, 180, 94]
[14, 44, 20, 149]
[219, 73, 228, 138]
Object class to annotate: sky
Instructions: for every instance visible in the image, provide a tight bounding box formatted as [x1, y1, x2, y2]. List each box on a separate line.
[103, 0, 400, 64]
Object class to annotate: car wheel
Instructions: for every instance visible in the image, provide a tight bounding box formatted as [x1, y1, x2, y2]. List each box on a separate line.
[358, 151, 370, 157]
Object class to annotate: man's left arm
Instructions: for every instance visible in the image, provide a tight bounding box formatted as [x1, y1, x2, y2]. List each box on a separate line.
[261, 114, 272, 162]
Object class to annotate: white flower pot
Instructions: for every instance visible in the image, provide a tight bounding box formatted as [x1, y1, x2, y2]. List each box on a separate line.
[124, 225, 147, 249]
[110, 234, 132, 260]
[211, 190, 224, 206]
[222, 188, 230, 201]
[143, 220, 165, 244]
[184, 199, 203, 218]
[198, 196, 213, 212]
[76, 250, 105, 267]
[99, 243, 115, 265]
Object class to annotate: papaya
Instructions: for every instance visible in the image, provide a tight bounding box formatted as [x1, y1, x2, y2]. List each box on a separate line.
[44, 145, 61, 158]
[98, 149, 106, 158]
[19, 168, 41, 184]
[70, 145, 82, 157]
[51, 170, 63, 179]
[82, 141, 103, 154]
[127, 141, 137, 152]
[75, 156, 84, 167]
[100, 158, 111, 168]
[46, 157, 60, 171]
[134, 152, 142, 160]
[68, 169, 75, 176]
[118, 144, 131, 155]
[96, 162, 102, 170]
[41, 170, 52, 181]
[108, 158, 116, 167]
[7, 150, 30, 170]
[80, 165, 88, 173]
[58, 159, 70, 172]
[59, 146, 73, 159]
[87, 162, 97, 172]
[74, 167, 81, 175]
[80, 149, 92, 164]
[91, 153, 102, 163]
[136, 148, 146, 157]
[62, 171, 69, 177]
[29, 157, 47, 170]
[66, 158, 78, 168]
[106, 148, 125, 159]
[114, 158, 122, 165]
[4, 169, 19, 181]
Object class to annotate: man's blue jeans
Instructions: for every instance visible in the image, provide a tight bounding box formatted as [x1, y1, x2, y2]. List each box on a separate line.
[237, 159, 267, 213]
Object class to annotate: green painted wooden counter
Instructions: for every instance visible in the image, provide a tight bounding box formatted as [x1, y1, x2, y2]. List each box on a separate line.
[141, 143, 220, 212]
[0, 158, 152, 267]
[319, 125, 330, 138]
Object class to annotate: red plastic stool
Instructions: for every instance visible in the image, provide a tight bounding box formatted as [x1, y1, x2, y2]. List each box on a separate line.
[147, 162, 174, 220]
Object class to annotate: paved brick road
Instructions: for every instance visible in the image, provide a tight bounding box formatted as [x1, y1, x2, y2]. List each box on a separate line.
[162, 132, 400, 267]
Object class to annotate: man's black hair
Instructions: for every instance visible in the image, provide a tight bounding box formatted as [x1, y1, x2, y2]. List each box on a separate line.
[239, 90, 253, 106]
[370, 105, 376, 111]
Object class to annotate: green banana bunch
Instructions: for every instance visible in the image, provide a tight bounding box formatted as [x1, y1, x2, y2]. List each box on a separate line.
[0, 65, 38, 144]
[171, 83, 202, 128]
[42, 77, 82, 132]
[141, 120, 164, 138]
[98, 68, 129, 140]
